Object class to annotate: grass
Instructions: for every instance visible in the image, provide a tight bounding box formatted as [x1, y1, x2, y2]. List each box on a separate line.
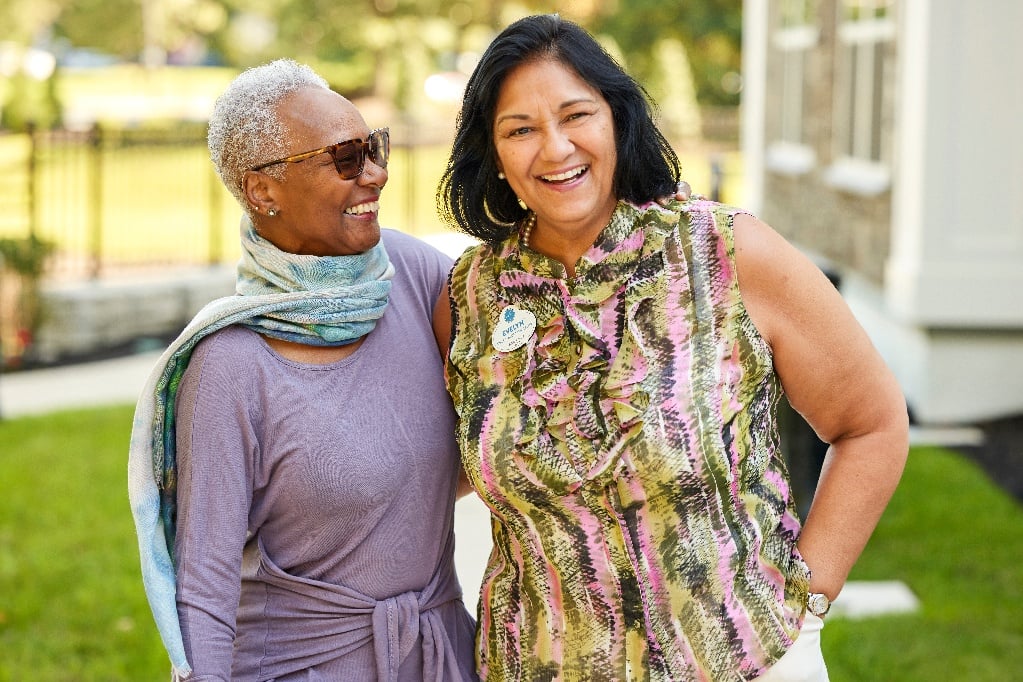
[0, 406, 167, 680]
[6, 409, 1005, 680]
[823, 445, 1023, 680]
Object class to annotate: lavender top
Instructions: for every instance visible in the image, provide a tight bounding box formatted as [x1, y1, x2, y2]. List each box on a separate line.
[173, 230, 478, 681]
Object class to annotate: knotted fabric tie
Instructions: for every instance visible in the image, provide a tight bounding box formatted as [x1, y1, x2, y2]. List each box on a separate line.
[251, 537, 465, 681]
[373, 592, 423, 678]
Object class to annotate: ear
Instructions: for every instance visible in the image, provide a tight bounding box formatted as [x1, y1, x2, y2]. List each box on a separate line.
[242, 170, 280, 216]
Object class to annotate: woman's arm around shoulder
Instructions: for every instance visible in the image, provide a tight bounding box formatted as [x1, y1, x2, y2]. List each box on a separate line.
[433, 282, 452, 361]
[732, 212, 909, 602]
[432, 281, 474, 500]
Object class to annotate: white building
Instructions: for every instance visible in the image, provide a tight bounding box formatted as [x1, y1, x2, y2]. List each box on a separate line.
[741, 0, 1023, 425]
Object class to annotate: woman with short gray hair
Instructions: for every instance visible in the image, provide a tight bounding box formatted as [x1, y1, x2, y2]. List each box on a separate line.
[129, 59, 478, 681]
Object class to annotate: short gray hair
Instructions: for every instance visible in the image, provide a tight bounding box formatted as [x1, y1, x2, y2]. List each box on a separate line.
[207, 59, 330, 212]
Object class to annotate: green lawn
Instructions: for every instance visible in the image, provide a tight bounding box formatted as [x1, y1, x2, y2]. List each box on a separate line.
[823, 445, 1023, 680]
[4, 406, 1015, 680]
[0, 406, 167, 679]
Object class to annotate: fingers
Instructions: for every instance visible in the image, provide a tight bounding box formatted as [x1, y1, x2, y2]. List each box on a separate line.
[656, 180, 693, 206]
[674, 180, 692, 201]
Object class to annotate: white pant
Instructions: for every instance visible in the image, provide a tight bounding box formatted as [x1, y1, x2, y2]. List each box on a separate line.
[752, 613, 830, 682]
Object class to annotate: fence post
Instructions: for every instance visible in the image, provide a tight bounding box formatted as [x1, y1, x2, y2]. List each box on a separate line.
[0, 251, 4, 420]
[208, 164, 223, 265]
[89, 123, 103, 279]
[709, 154, 723, 203]
[27, 122, 37, 240]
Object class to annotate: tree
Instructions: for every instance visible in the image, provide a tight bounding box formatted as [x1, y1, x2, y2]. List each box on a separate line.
[4, 0, 742, 109]
[0, 0, 63, 46]
[52, 0, 146, 59]
[593, 0, 743, 106]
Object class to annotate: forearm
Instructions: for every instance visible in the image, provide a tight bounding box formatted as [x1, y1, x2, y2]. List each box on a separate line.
[176, 594, 238, 679]
[796, 426, 908, 599]
[174, 480, 248, 675]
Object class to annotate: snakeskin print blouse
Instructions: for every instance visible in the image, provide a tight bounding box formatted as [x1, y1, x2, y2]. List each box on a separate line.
[446, 199, 811, 681]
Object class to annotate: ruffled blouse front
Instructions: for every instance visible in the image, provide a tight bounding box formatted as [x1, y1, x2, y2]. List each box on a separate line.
[492, 203, 667, 494]
[446, 200, 809, 682]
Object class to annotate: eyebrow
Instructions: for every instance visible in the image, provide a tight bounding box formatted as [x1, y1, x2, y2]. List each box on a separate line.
[494, 97, 598, 126]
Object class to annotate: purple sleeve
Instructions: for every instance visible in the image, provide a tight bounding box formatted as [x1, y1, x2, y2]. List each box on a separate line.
[382, 229, 455, 304]
[173, 331, 258, 679]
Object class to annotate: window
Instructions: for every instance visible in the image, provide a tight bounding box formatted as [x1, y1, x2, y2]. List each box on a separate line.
[826, 0, 896, 194]
[767, 0, 819, 175]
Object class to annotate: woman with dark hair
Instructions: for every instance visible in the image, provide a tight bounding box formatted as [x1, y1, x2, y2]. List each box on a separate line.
[439, 15, 679, 243]
[439, 14, 908, 681]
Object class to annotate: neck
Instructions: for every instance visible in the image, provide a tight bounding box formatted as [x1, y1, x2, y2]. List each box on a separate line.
[521, 209, 614, 278]
[261, 334, 365, 363]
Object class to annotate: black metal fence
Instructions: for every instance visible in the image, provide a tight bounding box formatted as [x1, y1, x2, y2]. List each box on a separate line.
[0, 111, 741, 368]
[0, 123, 231, 280]
[0, 123, 237, 368]
[0, 106, 742, 280]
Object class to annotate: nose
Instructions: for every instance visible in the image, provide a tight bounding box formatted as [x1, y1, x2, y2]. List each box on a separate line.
[541, 128, 574, 161]
[359, 157, 388, 188]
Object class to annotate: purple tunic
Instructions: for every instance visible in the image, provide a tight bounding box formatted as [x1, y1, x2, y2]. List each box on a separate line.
[173, 230, 478, 681]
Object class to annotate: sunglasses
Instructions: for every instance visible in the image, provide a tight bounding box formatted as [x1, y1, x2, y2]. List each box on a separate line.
[250, 127, 390, 180]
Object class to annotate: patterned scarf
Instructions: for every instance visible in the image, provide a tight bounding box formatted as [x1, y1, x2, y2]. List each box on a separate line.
[127, 217, 394, 677]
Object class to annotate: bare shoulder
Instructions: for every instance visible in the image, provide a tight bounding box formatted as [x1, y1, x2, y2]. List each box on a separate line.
[732, 213, 905, 442]
[731, 212, 821, 282]
[731, 212, 837, 346]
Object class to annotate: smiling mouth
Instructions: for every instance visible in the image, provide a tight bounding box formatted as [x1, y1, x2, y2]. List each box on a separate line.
[540, 166, 588, 184]
[344, 200, 379, 215]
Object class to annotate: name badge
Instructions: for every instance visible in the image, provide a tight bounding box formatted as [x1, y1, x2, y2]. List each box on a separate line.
[492, 305, 536, 352]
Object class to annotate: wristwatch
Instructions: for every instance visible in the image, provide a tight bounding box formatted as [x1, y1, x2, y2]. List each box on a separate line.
[806, 592, 832, 618]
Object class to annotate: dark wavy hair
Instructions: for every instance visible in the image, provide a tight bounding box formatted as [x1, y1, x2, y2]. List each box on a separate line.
[437, 13, 681, 244]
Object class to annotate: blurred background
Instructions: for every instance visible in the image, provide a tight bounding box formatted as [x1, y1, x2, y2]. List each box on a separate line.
[0, 0, 743, 363]
[1, 0, 1021, 679]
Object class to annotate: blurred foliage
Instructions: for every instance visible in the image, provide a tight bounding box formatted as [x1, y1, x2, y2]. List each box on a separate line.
[1, 0, 742, 108]
[0, 70, 63, 131]
[0, 235, 55, 278]
[47, 0, 147, 59]
[0, 235, 54, 366]
[593, 0, 743, 106]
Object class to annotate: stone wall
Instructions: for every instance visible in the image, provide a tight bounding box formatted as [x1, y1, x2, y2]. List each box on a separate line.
[31, 266, 235, 365]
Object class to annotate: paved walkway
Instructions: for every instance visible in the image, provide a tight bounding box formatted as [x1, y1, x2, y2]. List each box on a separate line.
[1, 351, 163, 419]
[2, 350, 939, 619]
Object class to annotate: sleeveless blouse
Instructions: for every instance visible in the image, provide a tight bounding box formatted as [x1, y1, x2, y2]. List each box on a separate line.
[445, 200, 811, 681]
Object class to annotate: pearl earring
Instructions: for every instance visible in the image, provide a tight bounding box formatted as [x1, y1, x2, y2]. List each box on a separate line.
[498, 172, 505, 180]
[267, 208, 278, 217]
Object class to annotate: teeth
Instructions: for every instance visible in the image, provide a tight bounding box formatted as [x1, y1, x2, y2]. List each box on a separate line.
[542, 166, 587, 182]
[345, 200, 379, 215]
